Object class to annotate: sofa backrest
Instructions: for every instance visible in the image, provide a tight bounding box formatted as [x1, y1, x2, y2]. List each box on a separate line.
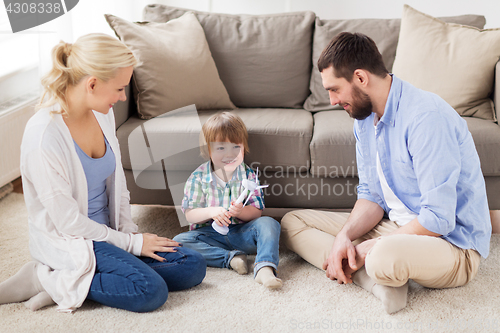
[143, 4, 316, 109]
[113, 7, 490, 129]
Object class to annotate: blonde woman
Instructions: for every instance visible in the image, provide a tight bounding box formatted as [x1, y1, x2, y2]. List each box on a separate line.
[0, 33, 206, 313]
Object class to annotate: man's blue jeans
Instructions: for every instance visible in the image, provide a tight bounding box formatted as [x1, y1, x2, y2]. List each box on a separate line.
[173, 216, 280, 276]
[86, 241, 206, 312]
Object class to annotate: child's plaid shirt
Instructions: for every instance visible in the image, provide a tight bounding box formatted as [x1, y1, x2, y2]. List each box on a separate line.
[181, 161, 265, 230]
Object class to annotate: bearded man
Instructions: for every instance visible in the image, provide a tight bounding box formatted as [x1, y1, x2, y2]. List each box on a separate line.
[281, 32, 491, 314]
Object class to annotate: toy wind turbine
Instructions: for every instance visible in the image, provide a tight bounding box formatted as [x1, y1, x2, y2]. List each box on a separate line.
[212, 167, 269, 235]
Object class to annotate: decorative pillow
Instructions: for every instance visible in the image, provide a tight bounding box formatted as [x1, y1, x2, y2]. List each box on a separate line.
[105, 13, 235, 120]
[393, 5, 500, 120]
[143, 5, 315, 109]
[304, 13, 486, 112]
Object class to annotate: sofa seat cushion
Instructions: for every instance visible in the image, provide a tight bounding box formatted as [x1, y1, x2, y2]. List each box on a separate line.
[464, 118, 500, 176]
[143, 4, 315, 109]
[310, 111, 357, 178]
[117, 108, 313, 173]
[309, 112, 500, 179]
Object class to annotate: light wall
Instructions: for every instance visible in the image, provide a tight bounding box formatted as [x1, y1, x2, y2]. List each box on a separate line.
[156, 0, 500, 28]
[68, 0, 500, 40]
[2, 0, 500, 84]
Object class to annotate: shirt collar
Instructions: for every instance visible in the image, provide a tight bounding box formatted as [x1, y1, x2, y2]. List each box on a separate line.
[201, 161, 246, 184]
[379, 74, 402, 128]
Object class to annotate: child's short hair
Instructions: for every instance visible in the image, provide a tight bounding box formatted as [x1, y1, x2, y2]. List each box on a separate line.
[200, 112, 250, 159]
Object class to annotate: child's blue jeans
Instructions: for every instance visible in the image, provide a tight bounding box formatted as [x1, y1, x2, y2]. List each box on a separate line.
[173, 216, 280, 276]
[86, 241, 206, 312]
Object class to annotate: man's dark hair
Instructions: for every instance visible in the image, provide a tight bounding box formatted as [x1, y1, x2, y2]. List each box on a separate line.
[317, 32, 388, 81]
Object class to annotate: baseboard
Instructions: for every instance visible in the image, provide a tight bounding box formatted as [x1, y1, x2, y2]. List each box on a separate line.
[0, 182, 13, 200]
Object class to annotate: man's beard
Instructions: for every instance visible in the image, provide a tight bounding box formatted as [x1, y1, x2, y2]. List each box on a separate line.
[348, 85, 373, 120]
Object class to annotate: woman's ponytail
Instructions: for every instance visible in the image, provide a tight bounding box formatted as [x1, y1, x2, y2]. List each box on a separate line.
[38, 33, 138, 116]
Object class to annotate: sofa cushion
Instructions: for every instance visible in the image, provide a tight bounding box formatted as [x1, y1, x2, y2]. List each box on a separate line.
[304, 14, 486, 112]
[393, 5, 500, 120]
[117, 108, 313, 173]
[464, 118, 500, 176]
[496, 61, 500, 122]
[308, 112, 500, 179]
[143, 4, 315, 109]
[310, 111, 357, 177]
[105, 13, 235, 120]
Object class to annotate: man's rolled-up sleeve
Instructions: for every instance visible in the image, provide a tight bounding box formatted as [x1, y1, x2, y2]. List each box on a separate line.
[354, 125, 378, 204]
[408, 111, 461, 236]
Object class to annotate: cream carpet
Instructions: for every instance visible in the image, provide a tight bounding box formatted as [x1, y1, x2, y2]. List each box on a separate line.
[1, 192, 499, 333]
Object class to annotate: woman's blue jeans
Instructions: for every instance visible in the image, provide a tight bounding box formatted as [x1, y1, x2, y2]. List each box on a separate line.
[86, 241, 206, 312]
[173, 216, 280, 276]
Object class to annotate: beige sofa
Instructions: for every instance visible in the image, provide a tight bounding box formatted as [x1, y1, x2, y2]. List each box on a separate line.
[110, 5, 500, 213]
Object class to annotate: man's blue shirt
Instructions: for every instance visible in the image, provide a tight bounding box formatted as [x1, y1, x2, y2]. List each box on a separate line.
[354, 75, 491, 257]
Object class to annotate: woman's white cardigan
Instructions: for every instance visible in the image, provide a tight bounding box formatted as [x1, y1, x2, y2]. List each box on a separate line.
[20, 105, 143, 312]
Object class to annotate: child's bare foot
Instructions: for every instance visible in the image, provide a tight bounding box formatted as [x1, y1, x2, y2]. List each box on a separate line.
[255, 266, 282, 289]
[230, 254, 248, 274]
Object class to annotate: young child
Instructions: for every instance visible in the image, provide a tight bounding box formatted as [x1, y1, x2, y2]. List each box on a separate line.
[173, 112, 282, 289]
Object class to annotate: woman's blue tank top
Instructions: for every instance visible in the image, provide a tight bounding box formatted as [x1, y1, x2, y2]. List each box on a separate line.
[74, 136, 115, 226]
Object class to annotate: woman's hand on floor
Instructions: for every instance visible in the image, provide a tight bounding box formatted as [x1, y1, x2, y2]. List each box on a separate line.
[141, 233, 181, 262]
